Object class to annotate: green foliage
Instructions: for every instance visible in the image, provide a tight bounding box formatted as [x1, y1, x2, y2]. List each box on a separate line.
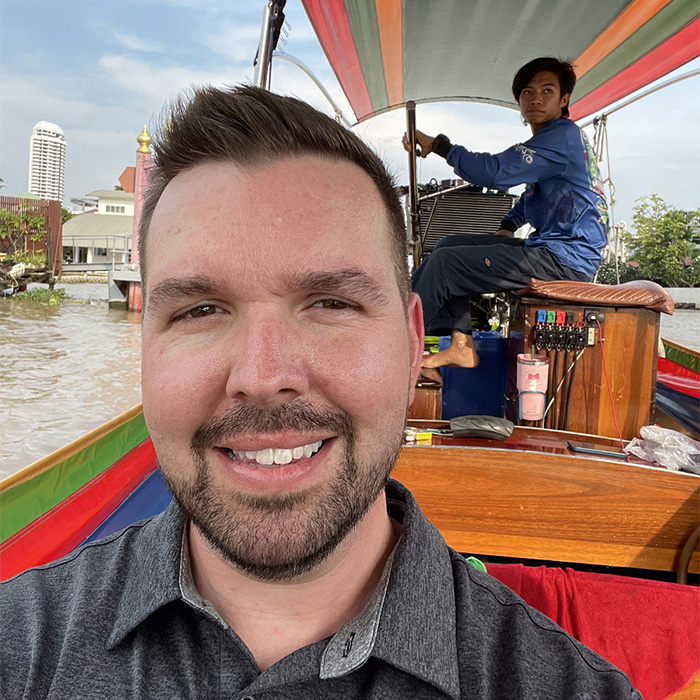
[61, 207, 73, 223]
[596, 259, 641, 285]
[9, 249, 48, 268]
[11, 288, 65, 305]
[0, 206, 48, 254]
[623, 195, 700, 287]
[0, 209, 18, 239]
[114, 185, 124, 191]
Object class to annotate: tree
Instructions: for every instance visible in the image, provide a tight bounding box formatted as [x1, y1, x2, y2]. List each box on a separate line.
[61, 207, 73, 223]
[0, 207, 48, 256]
[595, 259, 640, 285]
[623, 195, 700, 287]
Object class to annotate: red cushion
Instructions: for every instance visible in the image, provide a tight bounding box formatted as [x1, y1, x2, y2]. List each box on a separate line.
[487, 563, 700, 700]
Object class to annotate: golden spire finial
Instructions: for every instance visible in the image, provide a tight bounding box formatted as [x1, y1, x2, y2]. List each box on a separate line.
[137, 125, 152, 154]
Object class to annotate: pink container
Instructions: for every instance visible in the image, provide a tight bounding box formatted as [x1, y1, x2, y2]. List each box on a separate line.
[516, 354, 549, 421]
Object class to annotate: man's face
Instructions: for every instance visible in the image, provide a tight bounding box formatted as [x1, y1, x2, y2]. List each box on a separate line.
[518, 70, 570, 129]
[141, 156, 423, 581]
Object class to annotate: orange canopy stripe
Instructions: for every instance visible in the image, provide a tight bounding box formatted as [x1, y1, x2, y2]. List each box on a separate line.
[575, 0, 676, 77]
[376, 0, 404, 108]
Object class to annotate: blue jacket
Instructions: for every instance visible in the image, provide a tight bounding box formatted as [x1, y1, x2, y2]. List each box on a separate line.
[445, 118, 608, 278]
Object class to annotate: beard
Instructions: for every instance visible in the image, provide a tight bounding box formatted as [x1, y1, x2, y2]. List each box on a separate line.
[159, 399, 403, 582]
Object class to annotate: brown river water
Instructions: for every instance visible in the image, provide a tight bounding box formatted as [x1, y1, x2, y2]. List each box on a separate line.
[1, 283, 142, 478]
[1, 283, 698, 478]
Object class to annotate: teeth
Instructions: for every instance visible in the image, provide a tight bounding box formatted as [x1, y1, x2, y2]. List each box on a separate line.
[225, 440, 324, 467]
[274, 448, 293, 465]
[257, 448, 274, 466]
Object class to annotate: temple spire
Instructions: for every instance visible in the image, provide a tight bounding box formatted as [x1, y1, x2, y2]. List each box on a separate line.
[137, 125, 152, 154]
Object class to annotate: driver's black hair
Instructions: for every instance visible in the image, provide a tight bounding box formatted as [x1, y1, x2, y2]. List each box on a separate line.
[512, 57, 576, 118]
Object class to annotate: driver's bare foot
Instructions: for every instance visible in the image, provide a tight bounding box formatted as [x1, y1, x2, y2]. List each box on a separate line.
[421, 332, 480, 369]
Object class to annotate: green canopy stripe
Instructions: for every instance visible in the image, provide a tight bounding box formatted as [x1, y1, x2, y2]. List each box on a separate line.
[344, 0, 389, 112]
[400, 0, 631, 112]
[575, 0, 700, 99]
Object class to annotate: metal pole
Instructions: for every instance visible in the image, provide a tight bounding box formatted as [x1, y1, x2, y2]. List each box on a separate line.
[254, 2, 273, 88]
[405, 100, 421, 267]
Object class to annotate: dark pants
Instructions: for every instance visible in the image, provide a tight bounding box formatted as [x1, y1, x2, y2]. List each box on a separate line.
[412, 234, 589, 336]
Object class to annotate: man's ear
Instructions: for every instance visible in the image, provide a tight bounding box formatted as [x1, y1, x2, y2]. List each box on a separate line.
[406, 292, 425, 404]
[560, 92, 571, 109]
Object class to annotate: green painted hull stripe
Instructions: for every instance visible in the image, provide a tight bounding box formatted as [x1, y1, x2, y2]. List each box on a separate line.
[0, 412, 149, 543]
[664, 344, 700, 375]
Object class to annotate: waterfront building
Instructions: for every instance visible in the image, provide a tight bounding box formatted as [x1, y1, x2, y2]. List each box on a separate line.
[62, 189, 134, 266]
[27, 121, 66, 202]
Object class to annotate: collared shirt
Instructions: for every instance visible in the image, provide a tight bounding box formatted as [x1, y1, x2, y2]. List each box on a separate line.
[0, 480, 640, 699]
[445, 118, 609, 278]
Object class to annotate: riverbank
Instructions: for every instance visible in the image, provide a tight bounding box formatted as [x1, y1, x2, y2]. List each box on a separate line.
[57, 271, 108, 284]
[666, 287, 700, 310]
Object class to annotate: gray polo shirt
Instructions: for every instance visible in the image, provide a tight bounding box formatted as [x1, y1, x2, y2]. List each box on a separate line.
[1, 479, 640, 699]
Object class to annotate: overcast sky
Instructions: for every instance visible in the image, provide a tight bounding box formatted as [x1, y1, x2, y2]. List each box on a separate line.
[2, 0, 698, 232]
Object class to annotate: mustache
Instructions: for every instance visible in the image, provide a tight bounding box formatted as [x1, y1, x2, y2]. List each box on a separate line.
[191, 400, 354, 454]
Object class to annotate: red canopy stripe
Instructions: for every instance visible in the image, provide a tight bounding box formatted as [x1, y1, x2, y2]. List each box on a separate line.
[0, 440, 157, 582]
[570, 17, 700, 120]
[301, 0, 373, 121]
[376, 0, 403, 107]
[575, 0, 675, 78]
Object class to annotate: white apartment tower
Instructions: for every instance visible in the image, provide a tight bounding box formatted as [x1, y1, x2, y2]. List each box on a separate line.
[28, 121, 66, 201]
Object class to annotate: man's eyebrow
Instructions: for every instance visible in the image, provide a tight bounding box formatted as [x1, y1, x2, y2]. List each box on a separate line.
[288, 268, 389, 305]
[145, 276, 225, 315]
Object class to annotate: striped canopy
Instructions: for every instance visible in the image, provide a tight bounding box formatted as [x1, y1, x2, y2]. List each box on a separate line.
[301, 0, 700, 123]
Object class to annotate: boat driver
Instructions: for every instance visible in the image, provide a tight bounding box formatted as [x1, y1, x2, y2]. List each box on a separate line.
[404, 57, 608, 370]
[2, 85, 637, 699]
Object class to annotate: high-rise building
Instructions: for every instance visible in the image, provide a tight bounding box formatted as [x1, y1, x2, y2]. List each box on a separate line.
[28, 121, 66, 202]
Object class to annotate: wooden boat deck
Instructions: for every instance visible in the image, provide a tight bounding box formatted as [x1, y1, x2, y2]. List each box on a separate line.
[396, 424, 700, 575]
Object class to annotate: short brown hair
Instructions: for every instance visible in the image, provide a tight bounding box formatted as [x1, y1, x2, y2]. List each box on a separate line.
[512, 57, 576, 118]
[138, 85, 409, 302]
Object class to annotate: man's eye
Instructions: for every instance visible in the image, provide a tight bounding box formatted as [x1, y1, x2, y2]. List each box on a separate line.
[313, 299, 354, 311]
[175, 304, 224, 320]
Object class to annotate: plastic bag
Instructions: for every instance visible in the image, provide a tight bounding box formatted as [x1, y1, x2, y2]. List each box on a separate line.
[625, 425, 700, 474]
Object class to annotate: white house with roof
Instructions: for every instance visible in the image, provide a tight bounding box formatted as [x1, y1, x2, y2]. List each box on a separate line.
[62, 189, 134, 265]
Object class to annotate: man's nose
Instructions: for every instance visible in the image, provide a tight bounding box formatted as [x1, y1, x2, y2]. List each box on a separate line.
[225, 308, 311, 406]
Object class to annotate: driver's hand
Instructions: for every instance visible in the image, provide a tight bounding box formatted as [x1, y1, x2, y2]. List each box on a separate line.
[402, 130, 435, 158]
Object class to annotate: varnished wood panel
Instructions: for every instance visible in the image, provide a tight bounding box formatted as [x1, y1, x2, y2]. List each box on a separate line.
[510, 298, 660, 440]
[408, 384, 442, 420]
[393, 445, 700, 574]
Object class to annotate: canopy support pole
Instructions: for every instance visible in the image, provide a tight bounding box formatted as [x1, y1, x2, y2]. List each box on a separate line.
[254, 1, 287, 89]
[406, 101, 422, 268]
